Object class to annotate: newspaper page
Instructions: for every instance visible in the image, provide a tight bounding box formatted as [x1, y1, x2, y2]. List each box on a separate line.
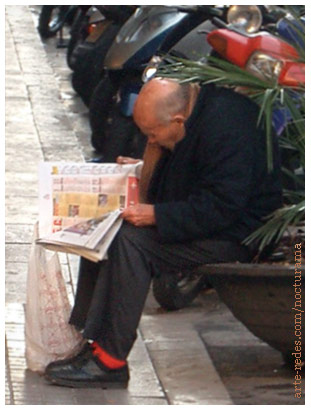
[36, 210, 123, 262]
[38, 162, 142, 237]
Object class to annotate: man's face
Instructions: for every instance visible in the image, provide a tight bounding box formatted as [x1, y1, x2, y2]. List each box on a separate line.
[134, 111, 183, 151]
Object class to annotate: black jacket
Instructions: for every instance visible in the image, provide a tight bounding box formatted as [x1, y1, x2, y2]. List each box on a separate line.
[148, 84, 283, 244]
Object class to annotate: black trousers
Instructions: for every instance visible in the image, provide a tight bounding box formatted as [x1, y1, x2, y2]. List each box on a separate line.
[69, 222, 251, 360]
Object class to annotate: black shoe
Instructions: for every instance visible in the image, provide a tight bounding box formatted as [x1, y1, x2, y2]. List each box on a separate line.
[44, 346, 129, 389]
[44, 342, 91, 368]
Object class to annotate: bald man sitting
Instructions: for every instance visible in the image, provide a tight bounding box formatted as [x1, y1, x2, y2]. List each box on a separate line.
[44, 78, 282, 388]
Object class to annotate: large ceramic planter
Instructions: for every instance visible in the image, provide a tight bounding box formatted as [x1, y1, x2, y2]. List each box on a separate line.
[197, 263, 305, 363]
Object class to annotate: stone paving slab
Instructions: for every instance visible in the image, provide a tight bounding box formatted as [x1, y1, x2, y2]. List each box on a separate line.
[5, 201, 39, 225]
[5, 303, 165, 405]
[5, 224, 34, 243]
[140, 293, 233, 405]
[5, 75, 28, 98]
[199, 299, 305, 405]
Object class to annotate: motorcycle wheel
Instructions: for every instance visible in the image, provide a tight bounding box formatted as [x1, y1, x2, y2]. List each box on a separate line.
[66, 9, 89, 70]
[152, 270, 207, 311]
[70, 24, 121, 106]
[71, 68, 99, 107]
[89, 76, 146, 160]
[89, 76, 118, 153]
[38, 6, 69, 38]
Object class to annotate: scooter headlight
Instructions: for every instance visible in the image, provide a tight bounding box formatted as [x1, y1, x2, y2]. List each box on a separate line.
[246, 52, 284, 82]
[227, 5, 263, 34]
[142, 56, 163, 83]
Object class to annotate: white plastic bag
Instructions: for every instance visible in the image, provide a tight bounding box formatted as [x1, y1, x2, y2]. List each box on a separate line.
[25, 222, 84, 373]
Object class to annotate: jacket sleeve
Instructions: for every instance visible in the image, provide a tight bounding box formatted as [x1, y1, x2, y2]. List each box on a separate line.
[154, 119, 258, 243]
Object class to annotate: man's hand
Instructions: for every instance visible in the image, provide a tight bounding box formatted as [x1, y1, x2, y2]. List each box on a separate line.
[121, 204, 156, 226]
[116, 156, 141, 165]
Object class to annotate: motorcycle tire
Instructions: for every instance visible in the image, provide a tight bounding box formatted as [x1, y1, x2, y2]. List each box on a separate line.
[70, 23, 121, 106]
[71, 68, 100, 107]
[89, 76, 146, 160]
[89, 76, 118, 152]
[152, 270, 207, 311]
[66, 9, 89, 70]
[38, 6, 69, 38]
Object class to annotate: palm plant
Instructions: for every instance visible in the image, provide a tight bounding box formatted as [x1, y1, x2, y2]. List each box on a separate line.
[157, 10, 305, 254]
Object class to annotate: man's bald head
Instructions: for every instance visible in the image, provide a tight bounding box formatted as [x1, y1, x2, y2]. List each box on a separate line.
[134, 78, 192, 125]
[133, 78, 199, 150]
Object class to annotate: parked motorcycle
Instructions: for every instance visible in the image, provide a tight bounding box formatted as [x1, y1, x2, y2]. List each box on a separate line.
[88, 6, 191, 160]
[142, 5, 289, 82]
[207, 18, 304, 87]
[38, 5, 78, 39]
[66, 5, 93, 69]
[67, 6, 136, 106]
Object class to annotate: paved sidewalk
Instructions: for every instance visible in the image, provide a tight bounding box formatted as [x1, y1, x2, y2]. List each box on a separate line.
[5, 6, 232, 405]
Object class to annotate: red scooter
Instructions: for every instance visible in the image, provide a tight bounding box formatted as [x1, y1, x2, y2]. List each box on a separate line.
[207, 17, 305, 87]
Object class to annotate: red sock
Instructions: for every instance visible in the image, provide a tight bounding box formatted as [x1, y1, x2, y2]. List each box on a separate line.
[91, 342, 126, 369]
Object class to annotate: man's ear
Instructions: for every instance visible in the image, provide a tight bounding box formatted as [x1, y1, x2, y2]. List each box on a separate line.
[172, 114, 186, 125]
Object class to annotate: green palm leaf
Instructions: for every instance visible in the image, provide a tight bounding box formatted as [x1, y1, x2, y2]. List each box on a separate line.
[243, 201, 305, 252]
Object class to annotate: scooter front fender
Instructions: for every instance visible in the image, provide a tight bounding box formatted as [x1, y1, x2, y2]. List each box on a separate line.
[104, 6, 186, 70]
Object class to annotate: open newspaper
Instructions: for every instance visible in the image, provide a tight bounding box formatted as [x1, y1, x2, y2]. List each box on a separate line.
[36, 161, 142, 262]
[36, 209, 123, 262]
